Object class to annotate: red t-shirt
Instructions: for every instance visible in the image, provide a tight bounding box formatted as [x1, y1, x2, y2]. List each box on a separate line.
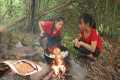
[81, 29, 103, 52]
[41, 21, 61, 37]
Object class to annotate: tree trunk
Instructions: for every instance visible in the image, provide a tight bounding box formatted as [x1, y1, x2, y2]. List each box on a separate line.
[24, 0, 40, 33]
[24, 0, 34, 33]
[30, 0, 36, 33]
[8, 0, 13, 17]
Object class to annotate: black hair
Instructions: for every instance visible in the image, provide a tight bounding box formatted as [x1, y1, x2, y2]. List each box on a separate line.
[79, 13, 96, 28]
[51, 16, 65, 32]
[54, 16, 65, 22]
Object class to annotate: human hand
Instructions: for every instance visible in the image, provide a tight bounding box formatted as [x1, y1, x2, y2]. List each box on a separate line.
[75, 41, 83, 48]
[40, 31, 44, 37]
[75, 41, 80, 48]
[73, 38, 79, 43]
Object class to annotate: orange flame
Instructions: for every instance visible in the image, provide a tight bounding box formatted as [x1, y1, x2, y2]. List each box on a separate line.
[51, 47, 66, 77]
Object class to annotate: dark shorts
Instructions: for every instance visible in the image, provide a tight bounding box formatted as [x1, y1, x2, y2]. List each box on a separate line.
[75, 46, 100, 58]
[39, 35, 61, 49]
[47, 36, 61, 47]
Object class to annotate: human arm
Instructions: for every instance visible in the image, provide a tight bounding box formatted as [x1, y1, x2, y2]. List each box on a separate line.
[73, 33, 82, 44]
[75, 30, 99, 52]
[38, 21, 45, 33]
[76, 41, 97, 52]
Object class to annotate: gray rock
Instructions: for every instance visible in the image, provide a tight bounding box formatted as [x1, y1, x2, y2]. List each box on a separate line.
[30, 62, 50, 80]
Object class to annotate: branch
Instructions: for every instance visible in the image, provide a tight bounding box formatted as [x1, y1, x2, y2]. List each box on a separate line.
[0, 10, 8, 21]
[0, 5, 14, 21]
[36, 0, 73, 19]
[6, 0, 72, 29]
[6, 16, 26, 28]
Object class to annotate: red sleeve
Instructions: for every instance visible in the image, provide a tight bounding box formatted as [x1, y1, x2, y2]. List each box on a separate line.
[41, 21, 52, 35]
[41, 21, 61, 37]
[41, 21, 51, 29]
[91, 30, 98, 42]
[51, 28, 61, 37]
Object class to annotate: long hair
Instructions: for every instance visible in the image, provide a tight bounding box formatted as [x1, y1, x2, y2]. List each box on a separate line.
[51, 16, 65, 32]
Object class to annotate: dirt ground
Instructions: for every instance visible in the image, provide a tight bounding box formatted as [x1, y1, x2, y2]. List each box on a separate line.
[0, 31, 119, 80]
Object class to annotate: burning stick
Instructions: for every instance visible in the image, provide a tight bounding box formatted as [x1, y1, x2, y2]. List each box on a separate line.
[51, 47, 66, 78]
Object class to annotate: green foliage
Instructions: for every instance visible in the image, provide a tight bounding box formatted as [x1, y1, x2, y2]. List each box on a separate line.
[40, 12, 58, 20]
[0, 0, 119, 37]
[98, 24, 120, 37]
[0, 0, 25, 25]
[71, 0, 120, 37]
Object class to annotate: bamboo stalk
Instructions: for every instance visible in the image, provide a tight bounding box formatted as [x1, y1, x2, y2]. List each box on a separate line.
[6, 0, 72, 29]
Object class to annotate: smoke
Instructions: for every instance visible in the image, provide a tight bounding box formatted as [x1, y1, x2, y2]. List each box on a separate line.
[30, 62, 50, 80]
[70, 59, 87, 80]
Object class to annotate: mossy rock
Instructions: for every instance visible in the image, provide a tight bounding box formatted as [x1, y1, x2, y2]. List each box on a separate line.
[0, 31, 34, 49]
[7, 32, 24, 41]
[22, 33, 33, 46]
[0, 32, 9, 44]
[6, 32, 23, 48]
[7, 32, 34, 47]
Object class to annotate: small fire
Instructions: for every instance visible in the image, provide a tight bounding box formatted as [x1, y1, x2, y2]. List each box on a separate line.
[51, 47, 66, 78]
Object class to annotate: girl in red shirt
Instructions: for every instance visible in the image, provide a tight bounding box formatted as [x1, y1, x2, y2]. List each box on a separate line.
[73, 14, 103, 60]
[38, 16, 64, 49]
